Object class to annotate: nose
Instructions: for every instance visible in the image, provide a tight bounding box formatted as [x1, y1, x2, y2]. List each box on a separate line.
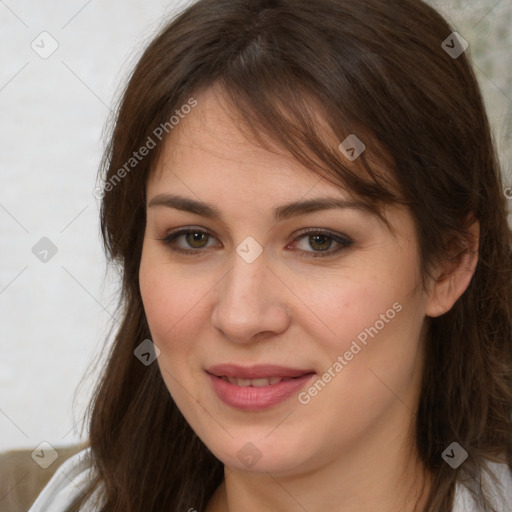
[211, 249, 291, 343]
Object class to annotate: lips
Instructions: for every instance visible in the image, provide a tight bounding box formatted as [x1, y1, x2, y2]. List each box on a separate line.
[206, 365, 315, 411]
[206, 364, 316, 410]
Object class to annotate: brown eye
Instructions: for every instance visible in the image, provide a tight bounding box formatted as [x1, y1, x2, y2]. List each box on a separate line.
[159, 228, 218, 254]
[307, 234, 334, 252]
[291, 230, 353, 258]
[184, 231, 209, 248]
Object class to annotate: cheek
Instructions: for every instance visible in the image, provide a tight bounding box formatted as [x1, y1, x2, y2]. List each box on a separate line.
[139, 262, 177, 340]
[140, 248, 198, 339]
[138, 249, 220, 376]
[139, 253, 205, 403]
[296, 249, 427, 417]
[300, 259, 426, 414]
[298, 252, 423, 357]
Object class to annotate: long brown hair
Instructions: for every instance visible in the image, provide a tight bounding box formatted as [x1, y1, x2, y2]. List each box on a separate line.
[71, 0, 512, 510]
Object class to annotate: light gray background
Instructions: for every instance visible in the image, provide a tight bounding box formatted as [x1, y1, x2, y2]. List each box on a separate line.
[1, 0, 511, 453]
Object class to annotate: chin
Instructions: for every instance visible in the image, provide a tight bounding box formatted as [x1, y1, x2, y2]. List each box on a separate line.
[206, 435, 314, 476]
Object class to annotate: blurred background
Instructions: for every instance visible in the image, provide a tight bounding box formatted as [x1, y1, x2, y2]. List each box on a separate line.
[1, 0, 511, 457]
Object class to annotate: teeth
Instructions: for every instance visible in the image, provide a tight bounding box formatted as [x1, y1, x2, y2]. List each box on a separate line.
[221, 376, 295, 386]
[230, 377, 252, 386]
[251, 378, 270, 387]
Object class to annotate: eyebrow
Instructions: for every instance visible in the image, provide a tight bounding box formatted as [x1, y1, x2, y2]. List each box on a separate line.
[147, 193, 371, 222]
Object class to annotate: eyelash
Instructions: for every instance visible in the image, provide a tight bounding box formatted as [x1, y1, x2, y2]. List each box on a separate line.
[157, 228, 353, 258]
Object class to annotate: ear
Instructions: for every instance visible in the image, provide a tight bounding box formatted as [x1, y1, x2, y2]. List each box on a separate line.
[425, 215, 480, 318]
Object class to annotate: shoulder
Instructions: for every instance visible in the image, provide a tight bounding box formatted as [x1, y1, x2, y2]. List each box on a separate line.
[28, 447, 102, 512]
[452, 458, 512, 512]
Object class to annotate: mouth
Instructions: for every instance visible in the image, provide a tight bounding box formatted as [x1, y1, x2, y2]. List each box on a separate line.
[206, 364, 316, 410]
[216, 375, 301, 387]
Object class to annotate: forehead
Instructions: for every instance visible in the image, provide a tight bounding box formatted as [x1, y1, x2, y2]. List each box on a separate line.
[149, 87, 347, 196]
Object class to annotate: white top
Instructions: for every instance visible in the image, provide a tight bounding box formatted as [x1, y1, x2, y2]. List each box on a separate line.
[28, 448, 100, 512]
[29, 448, 512, 511]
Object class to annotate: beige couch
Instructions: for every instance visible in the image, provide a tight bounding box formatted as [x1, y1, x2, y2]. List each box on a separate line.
[0, 444, 84, 512]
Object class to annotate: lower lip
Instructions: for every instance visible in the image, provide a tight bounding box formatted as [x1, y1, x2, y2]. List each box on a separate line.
[207, 373, 315, 410]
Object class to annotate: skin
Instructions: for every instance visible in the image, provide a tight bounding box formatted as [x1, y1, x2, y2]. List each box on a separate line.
[139, 86, 479, 512]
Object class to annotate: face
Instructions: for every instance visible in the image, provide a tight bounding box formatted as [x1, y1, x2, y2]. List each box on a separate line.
[139, 87, 432, 476]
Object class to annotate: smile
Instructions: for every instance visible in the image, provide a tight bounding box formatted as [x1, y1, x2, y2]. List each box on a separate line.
[219, 376, 296, 386]
[206, 364, 316, 410]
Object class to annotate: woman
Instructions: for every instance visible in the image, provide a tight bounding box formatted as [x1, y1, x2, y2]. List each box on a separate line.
[29, 0, 512, 510]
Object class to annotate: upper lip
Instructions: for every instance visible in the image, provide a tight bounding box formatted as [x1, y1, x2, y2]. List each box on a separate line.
[206, 364, 315, 379]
